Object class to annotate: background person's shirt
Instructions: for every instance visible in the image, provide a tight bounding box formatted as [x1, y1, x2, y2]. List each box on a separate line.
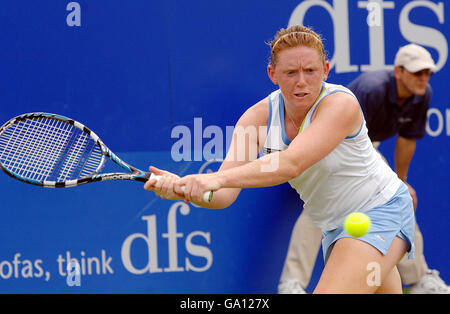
[348, 70, 431, 142]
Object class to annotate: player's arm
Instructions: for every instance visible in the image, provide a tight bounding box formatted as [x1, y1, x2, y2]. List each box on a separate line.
[177, 93, 361, 204]
[197, 98, 269, 208]
[145, 98, 269, 209]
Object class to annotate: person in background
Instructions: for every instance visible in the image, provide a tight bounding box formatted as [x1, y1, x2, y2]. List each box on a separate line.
[278, 43, 450, 294]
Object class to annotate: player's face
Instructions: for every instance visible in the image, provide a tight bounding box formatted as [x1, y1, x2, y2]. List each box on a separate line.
[268, 46, 329, 110]
[396, 67, 431, 96]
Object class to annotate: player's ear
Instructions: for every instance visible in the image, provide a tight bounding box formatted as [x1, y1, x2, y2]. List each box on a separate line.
[323, 61, 330, 81]
[267, 64, 278, 85]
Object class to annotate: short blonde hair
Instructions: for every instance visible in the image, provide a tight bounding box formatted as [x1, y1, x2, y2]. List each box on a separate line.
[269, 25, 326, 67]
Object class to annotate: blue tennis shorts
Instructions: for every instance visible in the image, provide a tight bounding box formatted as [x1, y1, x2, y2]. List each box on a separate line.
[322, 182, 415, 262]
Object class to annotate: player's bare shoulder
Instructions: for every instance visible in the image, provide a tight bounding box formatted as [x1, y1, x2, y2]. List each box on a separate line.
[314, 92, 361, 137]
[314, 92, 359, 120]
[229, 97, 270, 154]
[236, 97, 270, 129]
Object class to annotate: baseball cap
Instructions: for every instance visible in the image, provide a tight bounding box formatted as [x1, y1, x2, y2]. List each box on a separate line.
[394, 44, 437, 73]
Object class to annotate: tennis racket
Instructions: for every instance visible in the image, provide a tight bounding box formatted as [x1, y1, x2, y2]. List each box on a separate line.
[0, 112, 212, 202]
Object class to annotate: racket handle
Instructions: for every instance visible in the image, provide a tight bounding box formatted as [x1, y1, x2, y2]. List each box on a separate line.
[148, 173, 213, 203]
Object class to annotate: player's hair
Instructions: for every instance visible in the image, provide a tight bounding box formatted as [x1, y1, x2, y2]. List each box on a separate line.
[269, 25, 326, 67]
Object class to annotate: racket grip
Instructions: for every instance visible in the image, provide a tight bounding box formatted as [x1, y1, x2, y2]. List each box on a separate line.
[148, 173, 213, 203]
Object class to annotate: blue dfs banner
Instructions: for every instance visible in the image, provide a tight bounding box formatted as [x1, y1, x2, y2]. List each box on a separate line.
[0, 1, 448, 293]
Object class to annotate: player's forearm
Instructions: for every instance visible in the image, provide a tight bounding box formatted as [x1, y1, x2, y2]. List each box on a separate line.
[194, 152, 301, 208]
[395, 136, 416, 181]
[218, 151, 302, 189]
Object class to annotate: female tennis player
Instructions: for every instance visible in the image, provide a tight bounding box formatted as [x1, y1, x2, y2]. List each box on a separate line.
[144, 25, 415, 294]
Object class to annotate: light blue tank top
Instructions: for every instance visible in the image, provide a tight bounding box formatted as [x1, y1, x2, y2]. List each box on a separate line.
[262, 82, 401, 230]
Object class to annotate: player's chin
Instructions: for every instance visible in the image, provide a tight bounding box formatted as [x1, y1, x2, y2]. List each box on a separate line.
[289, 94, 311, 107]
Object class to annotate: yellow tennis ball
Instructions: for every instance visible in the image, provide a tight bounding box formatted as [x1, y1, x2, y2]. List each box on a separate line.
[344, 212, 371, 237]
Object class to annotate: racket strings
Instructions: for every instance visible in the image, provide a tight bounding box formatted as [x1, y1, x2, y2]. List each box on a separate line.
[0, 118, 103, 182]
[0, 118, 63, 180]
[56, 130, 102, 181]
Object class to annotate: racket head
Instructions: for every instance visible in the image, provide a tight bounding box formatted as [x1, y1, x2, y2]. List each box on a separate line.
[0, 112, 107, 187]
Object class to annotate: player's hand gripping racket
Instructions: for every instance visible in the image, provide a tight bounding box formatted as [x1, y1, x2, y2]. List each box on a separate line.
[0, 112, 213, 202]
